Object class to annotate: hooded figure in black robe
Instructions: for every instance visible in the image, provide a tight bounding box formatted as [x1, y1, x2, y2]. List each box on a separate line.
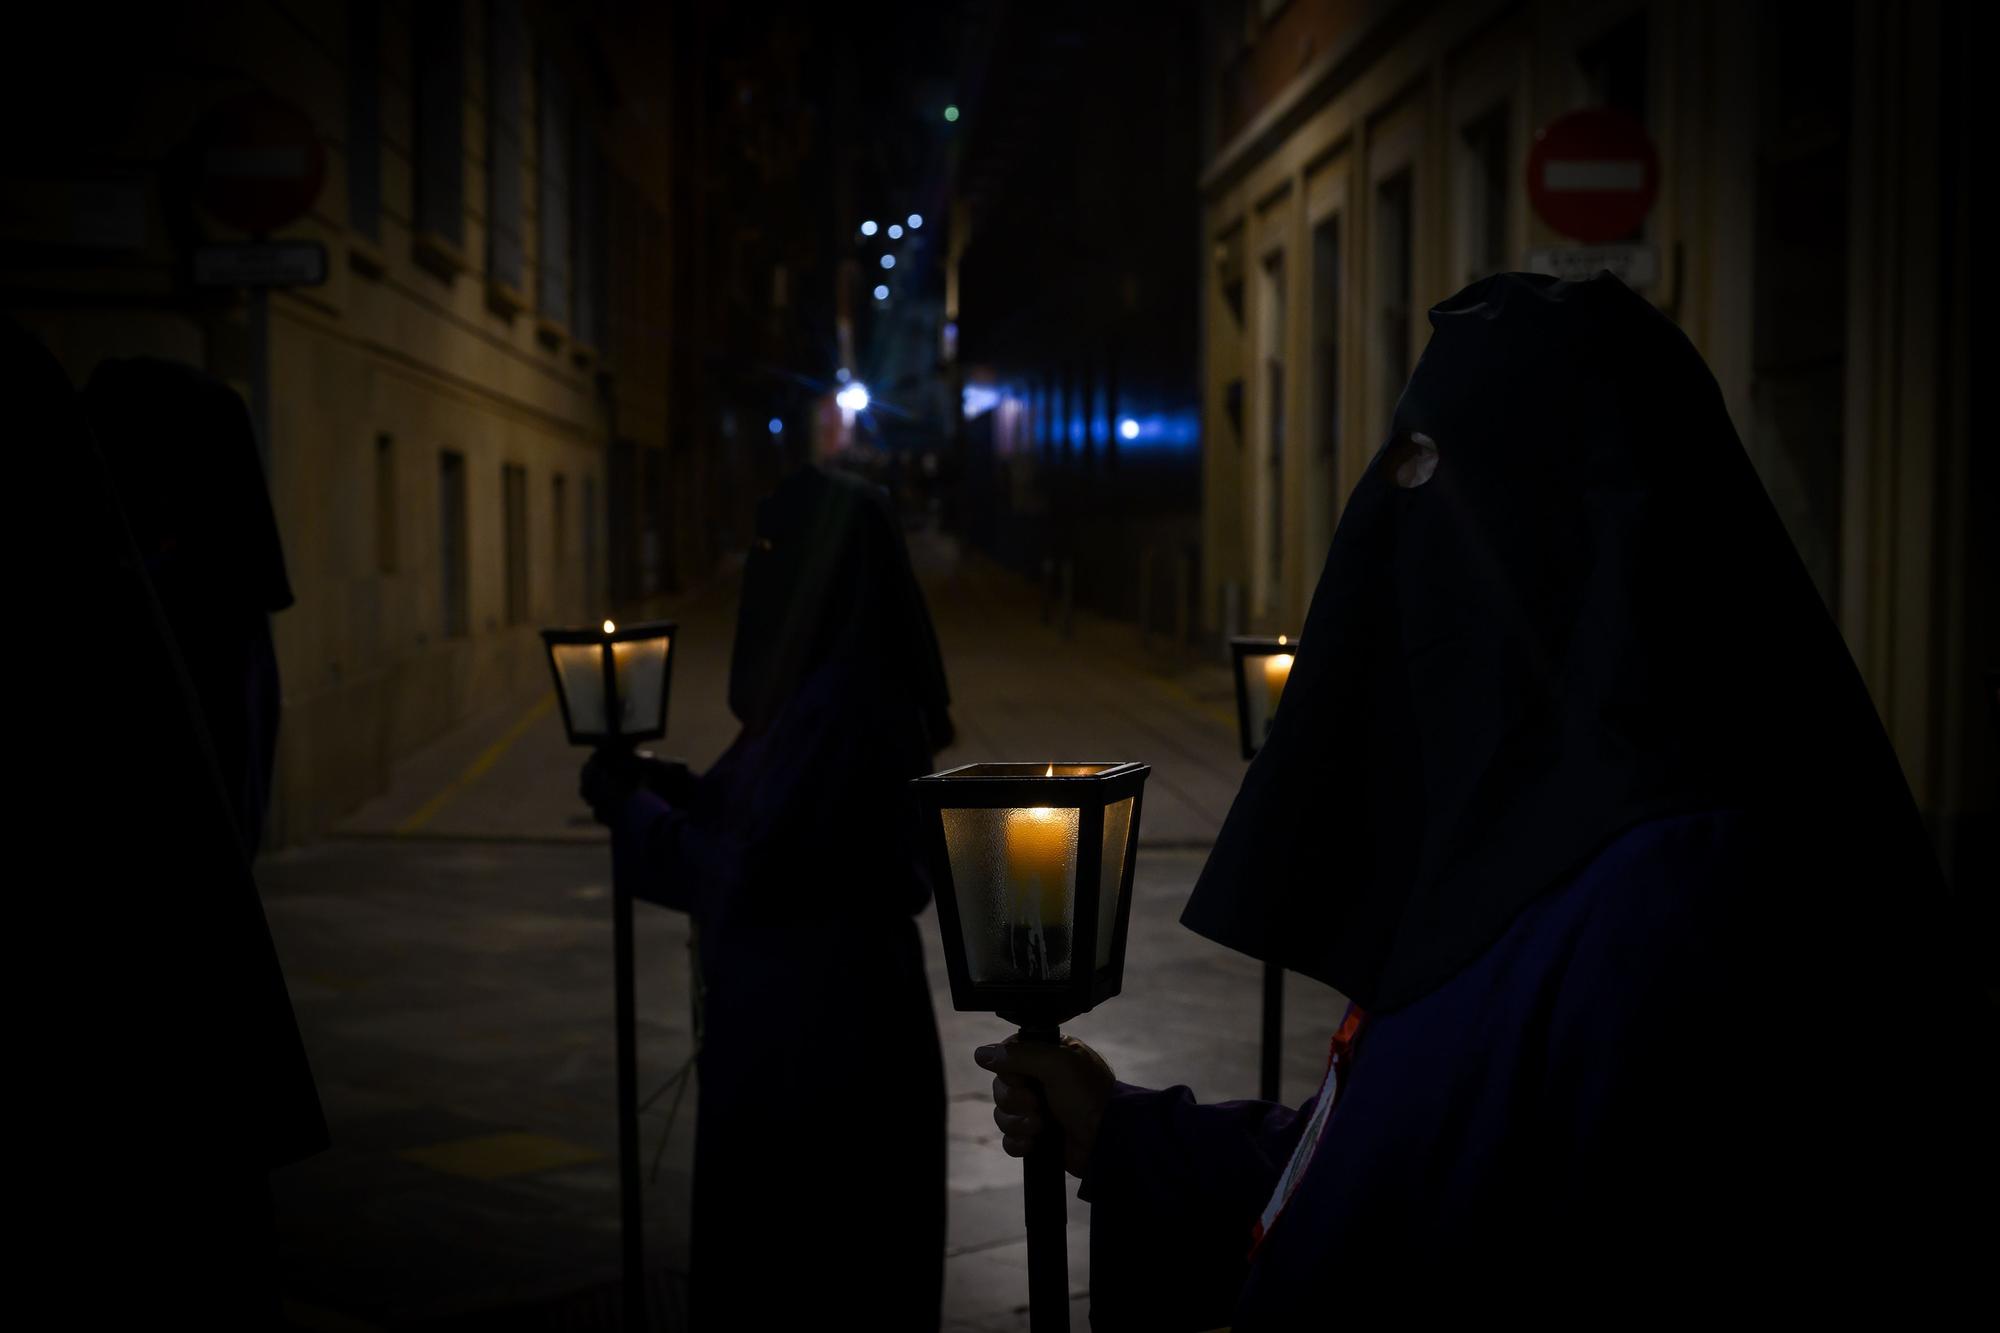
[12, 319, 325, 1321]
[83, 356, 294, 858]
[589, 462, 951, 1328]
[978, 273, 1991, 1325]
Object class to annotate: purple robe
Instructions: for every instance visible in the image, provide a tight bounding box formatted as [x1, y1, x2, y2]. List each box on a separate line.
[613, 655, 945, 1328]
[1082, 809, 1983, 1326]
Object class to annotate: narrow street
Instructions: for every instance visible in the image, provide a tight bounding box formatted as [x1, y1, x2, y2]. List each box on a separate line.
[266, 536, 1349, 1332]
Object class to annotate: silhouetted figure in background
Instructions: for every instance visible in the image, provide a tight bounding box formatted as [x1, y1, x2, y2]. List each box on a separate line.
[83, 357, 293, 858]
[584, 458, 952, 1328]
[14, 318, 325, 1323]
[977, 274, 1992, 1325]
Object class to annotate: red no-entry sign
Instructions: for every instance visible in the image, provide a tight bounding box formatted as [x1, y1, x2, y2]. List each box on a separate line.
[1527, 108, 1659, 244]
[190, 91, 326, 236]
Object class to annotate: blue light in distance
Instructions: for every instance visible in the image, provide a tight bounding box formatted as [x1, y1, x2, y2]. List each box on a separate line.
[907, 213, 923, 229]
[860, 220, 878, 237]
[1111, 410, 1201, 452]
[880, 254, 896, 270]
[887, 223, 904, 239]
[944, 105, 959, 122]
[961, 384, 1001, 419]
[767, 417, 784, 435]
[836, 383, 871, 413]
[873, 284, 889, 300]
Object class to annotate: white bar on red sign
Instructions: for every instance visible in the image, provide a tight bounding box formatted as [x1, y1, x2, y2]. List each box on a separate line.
[1542, 160, 1646, 191]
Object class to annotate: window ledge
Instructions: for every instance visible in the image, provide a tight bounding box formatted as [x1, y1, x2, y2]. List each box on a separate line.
[349, 235, 387, 278]
[412, 230, 468, 283]
[487, 278, 530, 317]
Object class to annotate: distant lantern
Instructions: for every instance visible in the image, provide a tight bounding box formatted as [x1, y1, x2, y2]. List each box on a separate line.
[873, 284, 890, 301]
[1118, 417, 1140, 441]
[767, 417, 784, 435]
[888, 223, 904, 239]
[546, 614, 681, 1319]
[944, 105, 960, 122]
[881, 254, 896, 270]
[908, 213, 924, 229]
[836, 382, 871, 413]
[542, 620, 677, 748]
[860, 220, 878, 237]
[1230, 635, 1298, 761]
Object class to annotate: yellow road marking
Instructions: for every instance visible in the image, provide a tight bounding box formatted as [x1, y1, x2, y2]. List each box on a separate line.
[394, 692, 557, 833]
[399, 1131, 601, 1182]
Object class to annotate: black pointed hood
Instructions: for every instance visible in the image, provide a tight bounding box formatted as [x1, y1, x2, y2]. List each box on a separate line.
[729, 464, 953, 748]
[1182, 272, 1942, 1012]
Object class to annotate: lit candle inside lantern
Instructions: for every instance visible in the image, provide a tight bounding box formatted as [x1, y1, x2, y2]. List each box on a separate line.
[1002, 767, 1074, 979]
[1262, 641, 1294, 735]
[610, 637, 670, 733]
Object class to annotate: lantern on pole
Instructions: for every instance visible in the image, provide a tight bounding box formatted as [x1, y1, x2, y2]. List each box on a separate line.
[1229, 635, 1296, 762]
[1230, 634, 1297, 1103]
[543, 617, 676, 1332]
[912, 761, 1151, 1333]
[543, 619, 676, 747]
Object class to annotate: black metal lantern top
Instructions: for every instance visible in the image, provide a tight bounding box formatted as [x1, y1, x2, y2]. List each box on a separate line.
[541, 619, 677, 746]
[911, 762, 1149, 1026]
[1230, 635, 1297, 761]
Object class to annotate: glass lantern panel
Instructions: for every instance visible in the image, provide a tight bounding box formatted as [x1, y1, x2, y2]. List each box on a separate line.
[612, 635, 670, 731]
[940, 763, 1118, 779]
[1094, 796, 1135, 971]
[552, 642, 608, 733]
[941, 805, 1080, 985]
[1243, 650, 1293, 750]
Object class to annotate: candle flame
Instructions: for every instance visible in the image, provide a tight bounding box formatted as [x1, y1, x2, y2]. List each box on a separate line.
[1277, 634, 1287, 645]
[602, 620, 616, 634]
[1046, 764, 1055, 777]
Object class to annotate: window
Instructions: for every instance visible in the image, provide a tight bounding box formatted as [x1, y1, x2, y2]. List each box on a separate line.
[536, 54, 572, 326]
[1309, 214, 1342, 537]
[552, 473, 568, 568]
[572, 130, 605, 350]
[439, 450, 469, 637]
[412, 1, 466, 255]
[1577, 14, 1649, 244]
[375, 433, 397, 574]
[1459, 103, 1511, 283]
[347, 1, 382, 243]
[1578, 13, 1648, 125]
[640, 447, 665, 599]
[609, 442, 637, 605]
[582, 475, 599, 607]
[503, 463, 529, 625]
[1258, 249, 1287, 614]
[486, 0, 527, 299]
[1373, 168, 1414, 443]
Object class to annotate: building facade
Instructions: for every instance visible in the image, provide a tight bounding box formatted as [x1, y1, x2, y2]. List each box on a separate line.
[1195, 0, 1987, 898]
[5, 1, 703, 843]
